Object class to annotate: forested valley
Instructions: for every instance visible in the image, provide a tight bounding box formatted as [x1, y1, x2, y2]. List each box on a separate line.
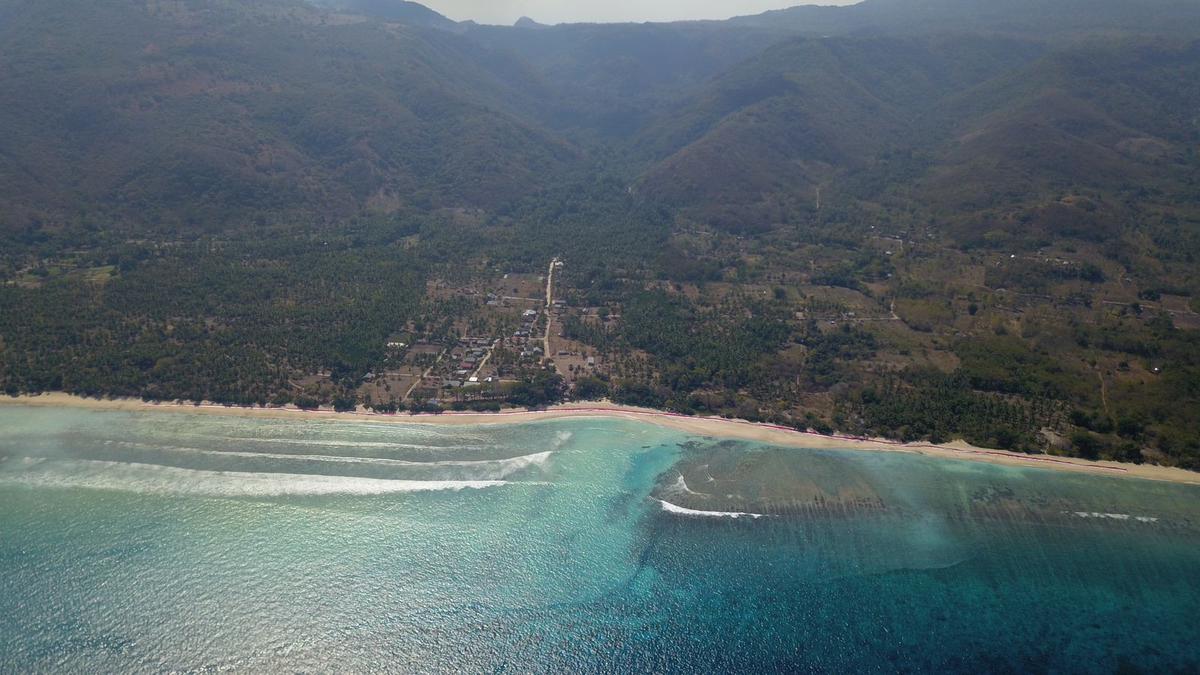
[2, 0, 1200, 468]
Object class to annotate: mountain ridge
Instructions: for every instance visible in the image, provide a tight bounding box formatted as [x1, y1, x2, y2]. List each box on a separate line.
[2, 0, 1199, 464]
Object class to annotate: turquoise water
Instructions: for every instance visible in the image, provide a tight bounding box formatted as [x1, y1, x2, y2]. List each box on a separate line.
[0, 407, 1198, 672]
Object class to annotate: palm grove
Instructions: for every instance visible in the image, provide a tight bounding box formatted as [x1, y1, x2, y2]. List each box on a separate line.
[1, 0, 1199, 468]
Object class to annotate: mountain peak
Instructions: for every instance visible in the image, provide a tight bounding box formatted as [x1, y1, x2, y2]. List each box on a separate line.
[313, 0, 457, 30]
[514, 16, 548, 29]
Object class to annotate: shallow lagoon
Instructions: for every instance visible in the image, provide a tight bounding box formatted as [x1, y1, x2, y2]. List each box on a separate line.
[1, 407, 1197, 672]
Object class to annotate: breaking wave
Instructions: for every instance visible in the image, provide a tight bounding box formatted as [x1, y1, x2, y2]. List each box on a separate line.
[104, 440, 552, 477]
[668, 475, 703, 496]
[0, 459, 516, 497]
[0, 427, 573, 497]
[1069, 511, 1159, 523]
[656, 499, 768, 519]
[221, 437, 486, 450]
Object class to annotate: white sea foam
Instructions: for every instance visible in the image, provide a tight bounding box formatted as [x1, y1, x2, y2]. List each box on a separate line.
[258, 421, 488, 439]
[656, 499, 767, 519]
[106, 440, 552, 477]
[1070, 511, 1159, 523]
[0, 459, 513, 497]
[670, 475, 702, 496]
[222, 437, 484, 450]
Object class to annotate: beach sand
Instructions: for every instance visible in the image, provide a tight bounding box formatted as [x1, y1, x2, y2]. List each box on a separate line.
[3, 393, 1197, 486]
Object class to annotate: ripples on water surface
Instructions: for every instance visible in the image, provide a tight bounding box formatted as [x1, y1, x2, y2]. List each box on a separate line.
[0, 406, 1198, 672]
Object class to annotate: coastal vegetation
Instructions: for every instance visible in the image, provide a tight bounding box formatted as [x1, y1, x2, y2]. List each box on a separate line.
[1, 0, 1199, 468]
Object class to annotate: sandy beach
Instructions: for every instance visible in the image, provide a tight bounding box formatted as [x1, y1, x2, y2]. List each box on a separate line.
[3, 393, 1198, 486]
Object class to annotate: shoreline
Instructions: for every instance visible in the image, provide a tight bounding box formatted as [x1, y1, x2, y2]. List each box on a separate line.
[3, 393, 1198, 486]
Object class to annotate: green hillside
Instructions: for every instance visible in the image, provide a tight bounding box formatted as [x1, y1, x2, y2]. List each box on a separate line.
[2, 0, 1199, 467]
[731, 0, 1200, 37]
[0, 0, 576, 232]
[635, 35, 1047, 229]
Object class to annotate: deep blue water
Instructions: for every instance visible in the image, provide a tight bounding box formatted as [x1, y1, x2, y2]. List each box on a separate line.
[0, 406, 1197, 672]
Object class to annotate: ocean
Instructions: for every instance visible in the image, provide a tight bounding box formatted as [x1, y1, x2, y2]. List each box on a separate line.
[0, 406, 1197, 672]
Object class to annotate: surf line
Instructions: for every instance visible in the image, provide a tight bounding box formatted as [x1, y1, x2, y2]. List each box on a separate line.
[152, 402, 1129, 474]
[432, 407, 1131, 474]
[655, 499, 769, 520]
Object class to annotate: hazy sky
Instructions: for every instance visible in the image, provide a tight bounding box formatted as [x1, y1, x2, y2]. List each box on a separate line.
[420, 1, 859, 26]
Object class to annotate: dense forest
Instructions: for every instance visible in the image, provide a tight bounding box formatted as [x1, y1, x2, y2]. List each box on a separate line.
[2, 0, 1199, 468]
